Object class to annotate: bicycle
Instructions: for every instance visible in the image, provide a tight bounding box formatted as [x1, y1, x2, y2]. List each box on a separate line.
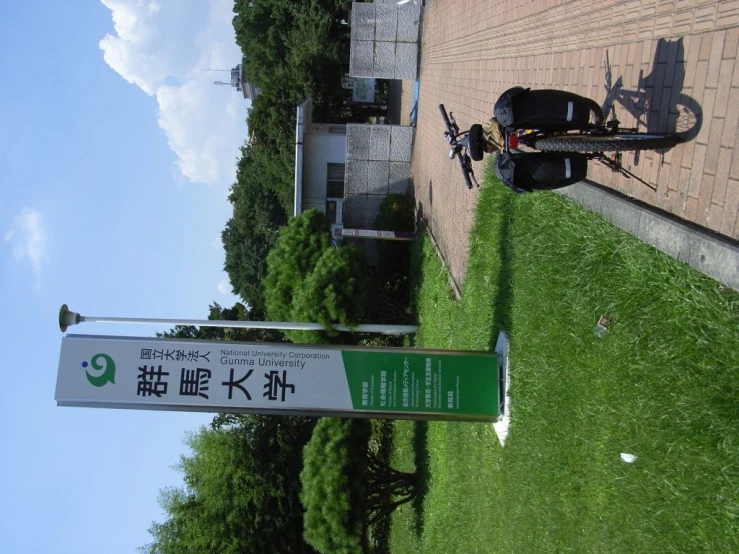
[440, 87, 682, 192]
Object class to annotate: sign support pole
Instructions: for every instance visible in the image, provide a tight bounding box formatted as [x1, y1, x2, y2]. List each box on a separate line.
[59, 305, 417, 336]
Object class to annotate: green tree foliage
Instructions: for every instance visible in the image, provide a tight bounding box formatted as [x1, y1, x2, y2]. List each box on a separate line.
[140, 415, 317, 554]
[233, 0, 346, 153]
[300, 418, 418, 554]
[233, 0, 347, 95]
[264, 210, 367, 343]
[157, 301, 284, 344]
[222, 145, 288, 315]
[292, 246, 366, 331]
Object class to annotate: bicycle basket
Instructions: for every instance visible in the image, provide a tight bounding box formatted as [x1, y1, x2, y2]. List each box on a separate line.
[494, 151, 588, 193]
[494, 87, 603, 131]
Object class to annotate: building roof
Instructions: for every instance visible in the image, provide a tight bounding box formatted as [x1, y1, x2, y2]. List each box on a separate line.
[230, 63, 260, 100]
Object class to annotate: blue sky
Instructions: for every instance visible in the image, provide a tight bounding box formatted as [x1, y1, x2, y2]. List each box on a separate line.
[0, 1, 249, 552]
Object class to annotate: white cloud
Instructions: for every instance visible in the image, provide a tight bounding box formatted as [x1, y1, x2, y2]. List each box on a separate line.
[4, 208, 47, 279]
[217, 278, 231, 295]
[99, 0, 247, 186]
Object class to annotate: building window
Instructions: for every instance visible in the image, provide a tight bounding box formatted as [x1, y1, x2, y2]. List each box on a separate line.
[329, 125, 345, 134]
[327, 163, 345, 198]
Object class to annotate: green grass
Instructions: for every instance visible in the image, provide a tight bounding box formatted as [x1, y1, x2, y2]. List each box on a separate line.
[390, 170, 739, 553]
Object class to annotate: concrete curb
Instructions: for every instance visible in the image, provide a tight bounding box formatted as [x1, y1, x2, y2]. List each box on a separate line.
[556, 181, 739, 292]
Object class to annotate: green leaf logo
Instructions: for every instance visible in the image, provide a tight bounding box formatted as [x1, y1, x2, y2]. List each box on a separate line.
[83, 353, 116, 387]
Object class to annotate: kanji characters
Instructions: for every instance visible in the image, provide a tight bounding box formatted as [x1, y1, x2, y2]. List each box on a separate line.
[137, 365, 169, 397]
[263, 370, 295, 402]
[222, 368, 254, 400]
[179, 368, 212, 399]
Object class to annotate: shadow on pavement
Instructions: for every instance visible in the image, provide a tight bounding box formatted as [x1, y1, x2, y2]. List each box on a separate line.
[601, 37, 703, 159]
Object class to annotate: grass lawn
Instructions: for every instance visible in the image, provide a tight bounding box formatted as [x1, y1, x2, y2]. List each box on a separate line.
[389, 170, 738, 553]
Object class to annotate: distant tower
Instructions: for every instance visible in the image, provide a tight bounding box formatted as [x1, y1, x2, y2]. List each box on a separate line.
[211, 61, 260, 100]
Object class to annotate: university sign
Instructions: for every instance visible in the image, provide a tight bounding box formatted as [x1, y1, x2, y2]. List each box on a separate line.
[56, 335, 500, 421]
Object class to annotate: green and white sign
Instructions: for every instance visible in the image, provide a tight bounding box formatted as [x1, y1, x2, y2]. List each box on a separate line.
[56, 335, 499, 421]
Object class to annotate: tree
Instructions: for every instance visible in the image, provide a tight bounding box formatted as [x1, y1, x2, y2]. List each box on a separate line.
[292, 246, 367, 331]
[264, 210, 367, 343]
[140, 415, 317, 554]
[300, 418, 418, 554]
[222, 145, 288, 315]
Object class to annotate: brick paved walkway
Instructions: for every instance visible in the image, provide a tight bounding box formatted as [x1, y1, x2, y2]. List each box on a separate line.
[408, 0, 739, 289]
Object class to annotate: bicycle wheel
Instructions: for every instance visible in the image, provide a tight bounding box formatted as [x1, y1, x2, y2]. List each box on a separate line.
[468, 124, 485, 161]
[533, 133, 681, 152]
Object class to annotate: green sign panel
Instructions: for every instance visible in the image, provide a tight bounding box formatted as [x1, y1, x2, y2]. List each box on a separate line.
[342, 351, 498, 416]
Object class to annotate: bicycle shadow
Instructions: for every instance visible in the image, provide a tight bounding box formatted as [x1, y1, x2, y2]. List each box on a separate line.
[601, 38, 703, 164]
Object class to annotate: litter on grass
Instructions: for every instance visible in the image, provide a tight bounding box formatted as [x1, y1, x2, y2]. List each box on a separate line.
[594, 315, 611, 337]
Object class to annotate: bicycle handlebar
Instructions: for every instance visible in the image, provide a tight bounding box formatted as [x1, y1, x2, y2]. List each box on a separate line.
[458, 155, 474, 189]
[439, 103, 452, 128]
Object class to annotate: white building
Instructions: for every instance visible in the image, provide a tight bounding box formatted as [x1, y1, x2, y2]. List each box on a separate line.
[294, 98, 347, 240]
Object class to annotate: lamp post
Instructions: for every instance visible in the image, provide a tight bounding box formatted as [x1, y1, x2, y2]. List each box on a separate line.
[58, 304, 417, 336]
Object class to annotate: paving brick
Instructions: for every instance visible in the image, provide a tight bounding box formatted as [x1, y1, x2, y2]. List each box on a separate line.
[704, 117, 725, 174]
[721, 87, 739, 147]
[720, 178, 739, 235]
[713, 59, 735, 119]
[691, 60, 710, 102]
[706, 30, 726, 84]
[690, 143, 708, 189]
[683, 195, 699, 219]
[697, 173, 714, 224]
[707, 202, 724, 231]
[724, 27, 739, 58]
[694, 5, 718, 33]
[684, 41, 701, 89]
[656, 0, 675, 15]
[638, 18, 655, 40]
[717, 0, 739, 28]
[672, 10, 694, 35]
[654, 14, 673, 37]
[712, 147, 733, 204]
[668, 145, 686, 187]
[641, 3, 657, 20]
[679, 168, 701, 198]
[676, 0, 697, 10]
[698, 33, 714, 61]
[696, 87, 717, 144]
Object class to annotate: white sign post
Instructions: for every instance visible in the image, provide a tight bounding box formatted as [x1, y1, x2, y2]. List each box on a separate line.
[56, 334, 500, 421]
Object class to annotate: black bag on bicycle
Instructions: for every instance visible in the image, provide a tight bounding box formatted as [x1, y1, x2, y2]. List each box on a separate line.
[494, 87, 603, 131]
[494, 151, 588, 193]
